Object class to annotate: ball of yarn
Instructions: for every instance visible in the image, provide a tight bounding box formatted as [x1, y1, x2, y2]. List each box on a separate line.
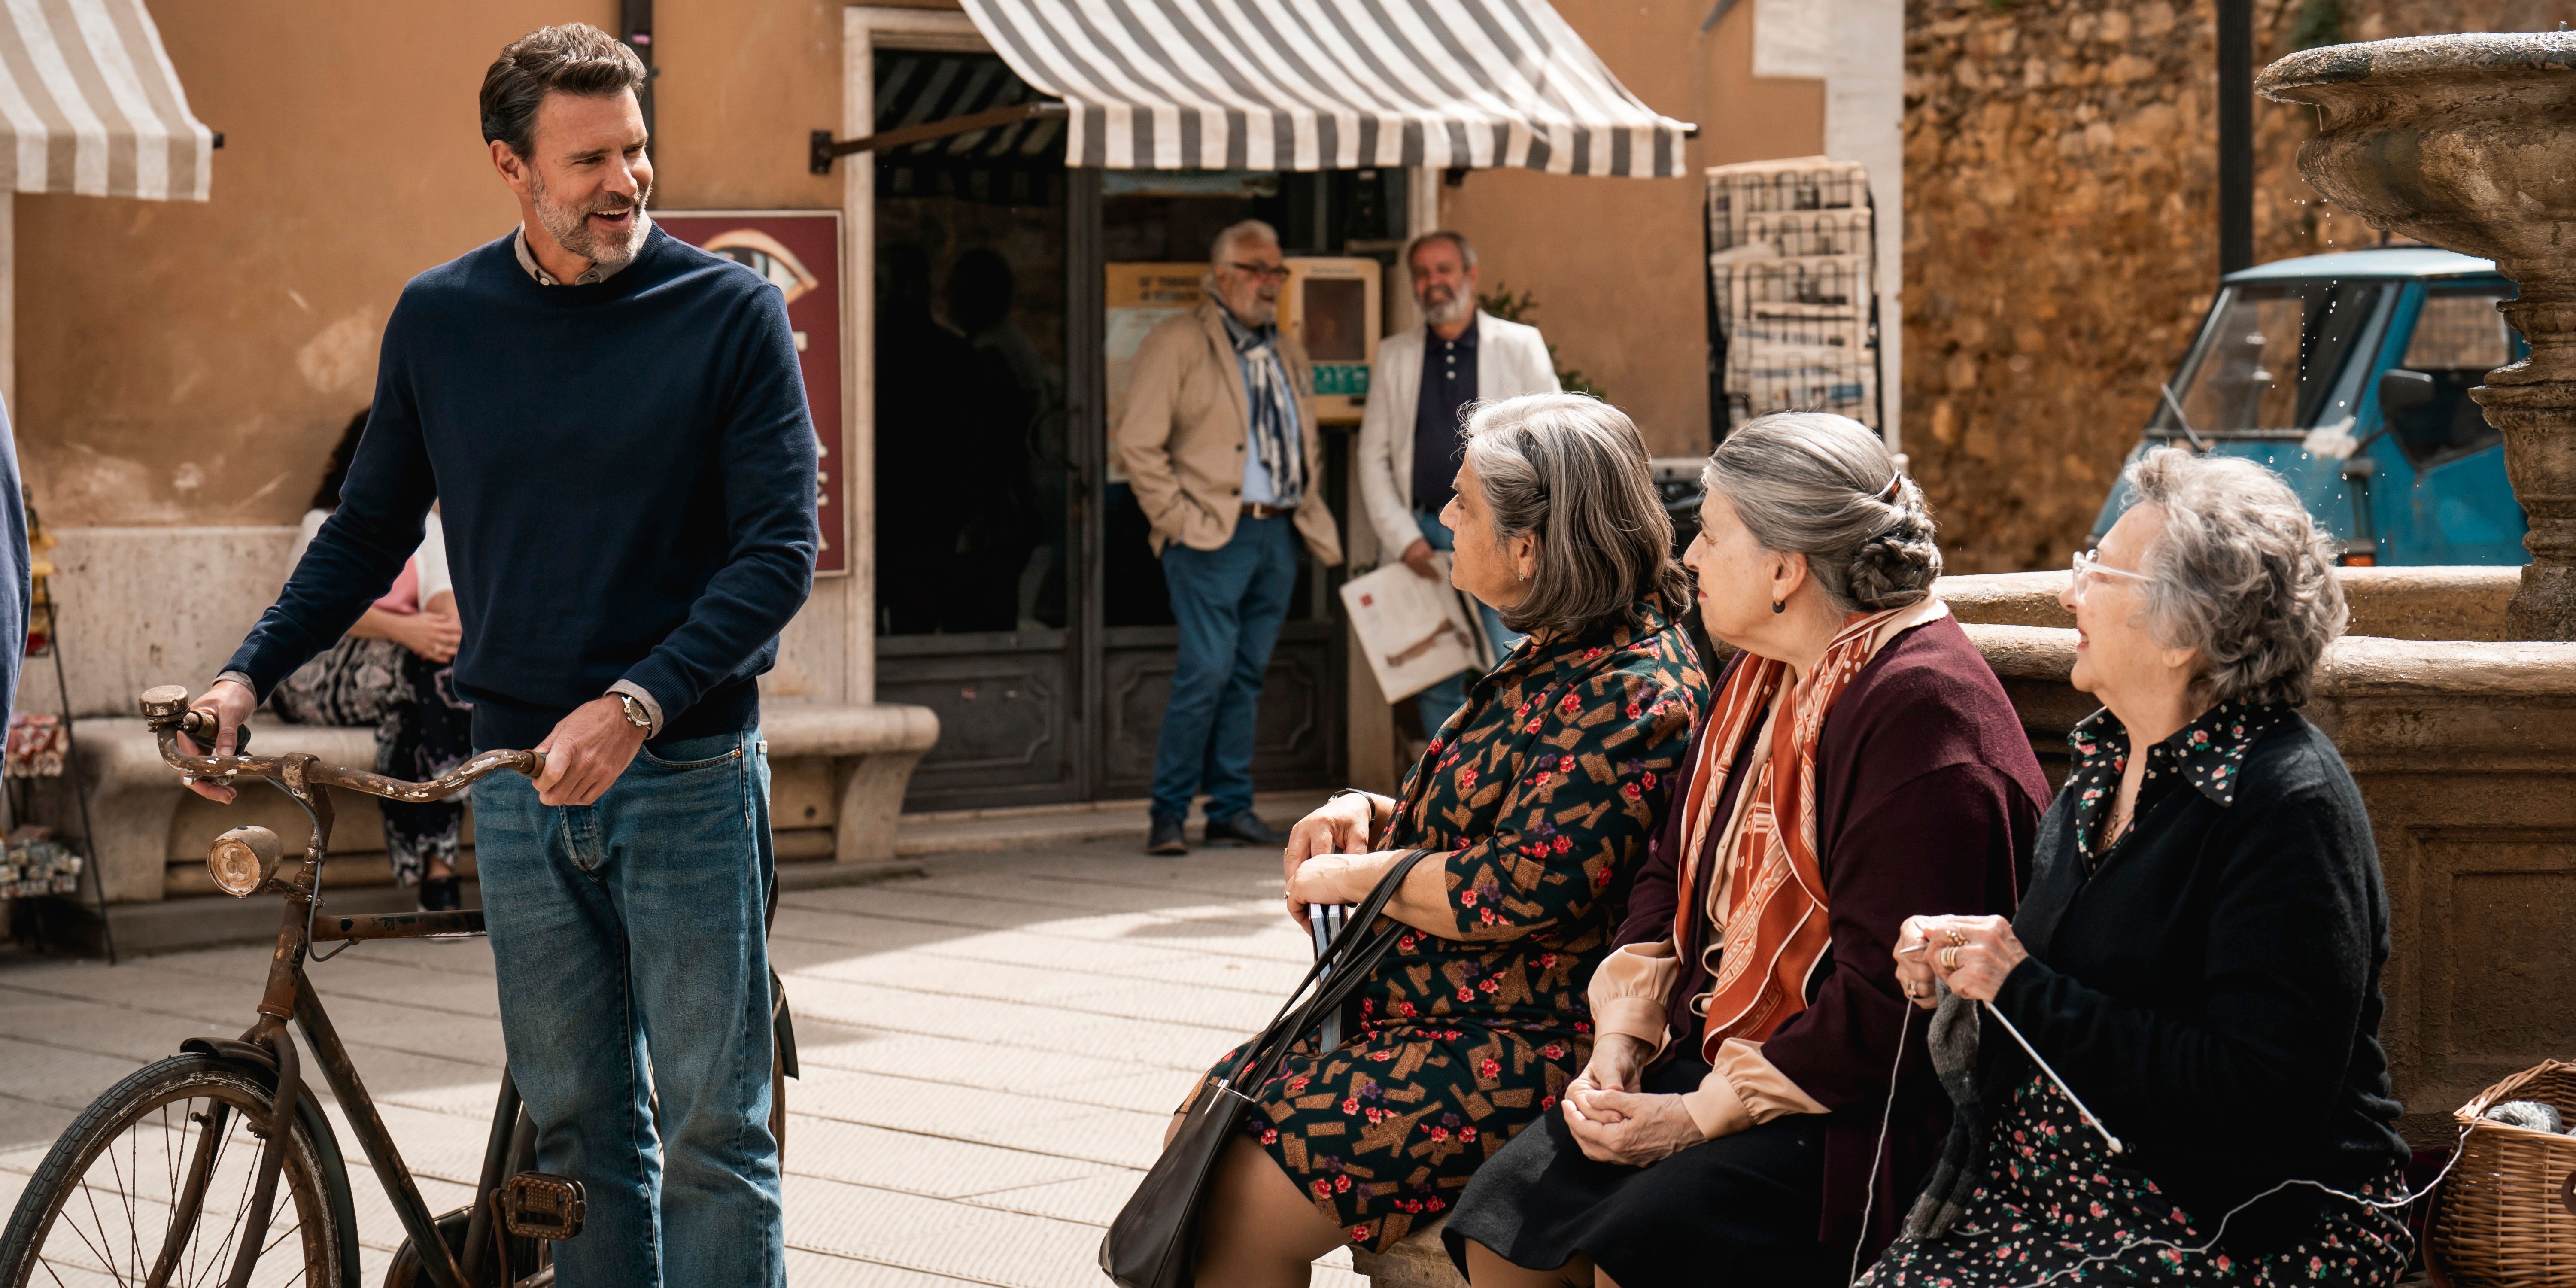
[2483, 1099, 2564, 1133]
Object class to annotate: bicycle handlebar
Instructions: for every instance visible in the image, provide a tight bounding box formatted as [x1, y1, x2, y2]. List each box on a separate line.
[139, 684, 546, 802]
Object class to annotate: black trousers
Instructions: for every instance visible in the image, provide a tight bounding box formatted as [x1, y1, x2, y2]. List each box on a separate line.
[1442, 1057, 1845, 1288]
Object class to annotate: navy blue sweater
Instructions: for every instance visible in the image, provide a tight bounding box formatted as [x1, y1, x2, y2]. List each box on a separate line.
[226, 226, 818, 751]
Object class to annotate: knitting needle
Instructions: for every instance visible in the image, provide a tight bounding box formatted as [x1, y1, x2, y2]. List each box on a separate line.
[1896, 936, 2126, 1155]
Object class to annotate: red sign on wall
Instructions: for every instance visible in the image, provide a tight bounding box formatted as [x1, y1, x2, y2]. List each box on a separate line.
[657, 211, 848, 576]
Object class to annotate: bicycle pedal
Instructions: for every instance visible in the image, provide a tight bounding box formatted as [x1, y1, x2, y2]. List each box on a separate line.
[499, 1171, 585, 1241]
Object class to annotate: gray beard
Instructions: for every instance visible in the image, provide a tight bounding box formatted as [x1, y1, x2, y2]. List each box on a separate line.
[531, 174, 649, 273]
[1420, 289, 1473, 327]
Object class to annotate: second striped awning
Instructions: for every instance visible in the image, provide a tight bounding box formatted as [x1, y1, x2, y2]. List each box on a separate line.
[0, 0, 215, 201]
[957, 0, 1692, 176]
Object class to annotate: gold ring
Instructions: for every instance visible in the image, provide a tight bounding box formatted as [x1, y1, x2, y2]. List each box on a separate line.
[1946, 927, 1969, 948]
[1941, 945, 1961, 972]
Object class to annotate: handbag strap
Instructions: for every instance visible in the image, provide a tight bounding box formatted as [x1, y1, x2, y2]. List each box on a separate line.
[1203, 849, 1435, 1112]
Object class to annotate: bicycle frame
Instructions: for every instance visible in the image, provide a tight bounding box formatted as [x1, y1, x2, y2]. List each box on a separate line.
[138, 685, 546, 1288]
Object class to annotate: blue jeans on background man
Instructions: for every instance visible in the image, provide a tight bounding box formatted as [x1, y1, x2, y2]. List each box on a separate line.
[474, 730, 784, 1288]
[1413, 507, 1522, 736]
[1151, 514, 1299, 827]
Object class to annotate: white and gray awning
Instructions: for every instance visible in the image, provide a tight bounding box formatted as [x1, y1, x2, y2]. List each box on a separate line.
[0, 0, 214, 201]
[957, 0, 1692, 176]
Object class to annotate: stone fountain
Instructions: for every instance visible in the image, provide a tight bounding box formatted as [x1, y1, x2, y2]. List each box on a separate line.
[2258, 32, 2576, 640]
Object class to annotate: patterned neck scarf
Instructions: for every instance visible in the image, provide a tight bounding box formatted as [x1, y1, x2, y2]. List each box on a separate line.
[1221, 307, 1304, 507]
[1673, 598, 1947, 1054]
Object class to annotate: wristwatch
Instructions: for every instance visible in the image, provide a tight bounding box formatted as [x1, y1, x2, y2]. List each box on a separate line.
[614, 692, 654, 731]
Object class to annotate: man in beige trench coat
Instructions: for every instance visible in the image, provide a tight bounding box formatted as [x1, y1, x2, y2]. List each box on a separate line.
[1115, 219, 1342, 855]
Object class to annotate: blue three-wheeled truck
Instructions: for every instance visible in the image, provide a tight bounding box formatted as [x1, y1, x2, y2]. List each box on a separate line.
[2093, 246, 2531, 566]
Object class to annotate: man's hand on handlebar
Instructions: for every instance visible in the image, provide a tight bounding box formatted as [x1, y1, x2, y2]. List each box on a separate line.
[534, 696, 649, 808]
[180, 679, 259, 804]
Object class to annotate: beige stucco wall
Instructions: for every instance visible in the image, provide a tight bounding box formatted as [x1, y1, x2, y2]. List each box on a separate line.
[17, 0, 1797, 520]
[1440, 0, 1825, 459]
[15, 0, 848, 531]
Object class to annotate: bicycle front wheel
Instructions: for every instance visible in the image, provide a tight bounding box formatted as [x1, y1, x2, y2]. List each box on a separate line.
[0, 1054, 347, 1288]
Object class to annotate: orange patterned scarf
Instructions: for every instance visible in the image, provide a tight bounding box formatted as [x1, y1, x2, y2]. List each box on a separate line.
[1671, 601, 1937, 1057]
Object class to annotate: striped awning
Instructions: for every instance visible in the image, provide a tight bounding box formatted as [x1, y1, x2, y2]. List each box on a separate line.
[876, 54, 1063, 166]
[957, 0, 1692, 176]
[0, 0, 213, 201]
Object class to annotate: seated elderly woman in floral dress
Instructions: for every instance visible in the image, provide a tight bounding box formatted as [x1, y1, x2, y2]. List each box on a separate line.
[1444, 411, 2050, 1287]
[1174, 393, 1709, 1287]
[1868, 447, 2414, 1286]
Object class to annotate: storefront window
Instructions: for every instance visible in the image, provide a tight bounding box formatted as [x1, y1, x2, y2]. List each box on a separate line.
[873, 53, 1069, 637]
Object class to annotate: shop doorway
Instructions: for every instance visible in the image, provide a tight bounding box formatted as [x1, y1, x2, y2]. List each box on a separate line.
[866, 47, 1405, 813]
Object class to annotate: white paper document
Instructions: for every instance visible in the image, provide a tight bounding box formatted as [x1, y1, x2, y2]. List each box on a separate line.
[1338, 557, 1493, 703]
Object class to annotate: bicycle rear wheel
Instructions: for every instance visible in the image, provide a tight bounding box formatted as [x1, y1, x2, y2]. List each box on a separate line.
[0, 1054, 347, 1288]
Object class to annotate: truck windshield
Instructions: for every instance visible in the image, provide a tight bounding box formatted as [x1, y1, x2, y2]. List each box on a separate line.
[2151, 280, 2388, 434]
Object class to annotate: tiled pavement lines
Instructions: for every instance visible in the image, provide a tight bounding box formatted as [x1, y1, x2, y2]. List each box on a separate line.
[1, 839, 1364, 1285]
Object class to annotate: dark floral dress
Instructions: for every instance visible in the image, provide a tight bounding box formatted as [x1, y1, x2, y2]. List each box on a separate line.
[1861, 699, 2414, 1286]
[1201, 594, 1707, 1252]
[1860, 1074, 2412, 1285]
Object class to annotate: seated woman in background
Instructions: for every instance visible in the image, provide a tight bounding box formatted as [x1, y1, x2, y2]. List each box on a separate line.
[270, 410, 475, 911]
[1447, 411, 2050, 1288]
[1868, 447, 2413, 1286]
[1179, 393, 1708, 1286]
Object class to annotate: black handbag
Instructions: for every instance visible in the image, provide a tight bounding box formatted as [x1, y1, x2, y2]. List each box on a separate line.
[1098, 847, 1434, 1288]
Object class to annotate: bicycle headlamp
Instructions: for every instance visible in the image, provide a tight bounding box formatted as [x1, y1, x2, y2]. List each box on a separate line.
[207, 825, 284, 898]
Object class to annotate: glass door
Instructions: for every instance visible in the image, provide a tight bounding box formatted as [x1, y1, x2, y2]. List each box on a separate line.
[872, 51, 1085, 810]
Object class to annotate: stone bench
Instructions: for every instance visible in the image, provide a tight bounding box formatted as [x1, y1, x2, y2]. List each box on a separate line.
[1349, 1219, 1467, 1288]
[67, 696, 939, 903]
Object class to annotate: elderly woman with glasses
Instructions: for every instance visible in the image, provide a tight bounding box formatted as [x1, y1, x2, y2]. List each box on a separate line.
[1865, 447, 2414, 1287]
[1171, 393, 1709, 1286]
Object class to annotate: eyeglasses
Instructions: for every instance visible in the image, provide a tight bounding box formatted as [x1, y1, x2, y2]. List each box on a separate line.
[2069, 549, 2153, 601]
[1224, 261, 1291, 283]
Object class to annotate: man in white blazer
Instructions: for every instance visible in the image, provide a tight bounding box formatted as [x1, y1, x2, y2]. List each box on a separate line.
[1356, 230, 1560, 734]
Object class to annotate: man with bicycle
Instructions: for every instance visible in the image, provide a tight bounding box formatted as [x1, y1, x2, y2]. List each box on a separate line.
[185, 24, 811, 1288]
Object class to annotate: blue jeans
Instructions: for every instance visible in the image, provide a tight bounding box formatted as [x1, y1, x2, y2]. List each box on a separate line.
[473, 729, 784, 1288]
[1151, 514, 1299, 823]
[1411, 508, 1522, 736]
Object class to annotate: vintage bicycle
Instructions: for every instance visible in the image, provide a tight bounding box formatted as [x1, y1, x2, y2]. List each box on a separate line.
[0, 686, 796, 1288]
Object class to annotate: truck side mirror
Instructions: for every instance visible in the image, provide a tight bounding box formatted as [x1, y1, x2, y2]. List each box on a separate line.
[2379, 368, 2436, 413]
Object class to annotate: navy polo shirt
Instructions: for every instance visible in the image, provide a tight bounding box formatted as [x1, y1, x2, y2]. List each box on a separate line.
[1410, 322, 1479, 513]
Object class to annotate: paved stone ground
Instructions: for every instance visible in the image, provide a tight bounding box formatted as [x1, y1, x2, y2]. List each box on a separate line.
[0, 839, 1366, 1286]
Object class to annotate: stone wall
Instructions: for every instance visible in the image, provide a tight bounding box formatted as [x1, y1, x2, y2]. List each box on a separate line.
[1899, 0, 2566, 573]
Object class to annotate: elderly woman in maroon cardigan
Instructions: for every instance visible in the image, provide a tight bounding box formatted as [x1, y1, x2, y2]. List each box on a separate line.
[1444, 411, 2051, 1288]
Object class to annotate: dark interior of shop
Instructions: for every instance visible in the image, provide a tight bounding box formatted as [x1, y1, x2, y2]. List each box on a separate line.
[872, 51, 1400, 808]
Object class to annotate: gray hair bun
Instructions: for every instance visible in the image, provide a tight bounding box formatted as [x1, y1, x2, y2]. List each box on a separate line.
[1846, 474, 1944, 612]
[1704, 413, 1944, 614]
[2485, 1099, 2567, 1133]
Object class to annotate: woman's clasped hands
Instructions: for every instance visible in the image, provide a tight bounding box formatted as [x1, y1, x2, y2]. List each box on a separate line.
[1279, 792, 1390, 930]
[1562, 1033, 1704, 1166]
[1892, 914, 2029, 1009]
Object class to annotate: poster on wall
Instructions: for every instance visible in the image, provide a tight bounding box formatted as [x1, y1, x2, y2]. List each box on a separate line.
[1103, 262, 1205, 485]
[658, 210, 849, 576]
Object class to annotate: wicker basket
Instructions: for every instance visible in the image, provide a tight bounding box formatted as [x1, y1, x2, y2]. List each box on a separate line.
[2431, 1059, 2576, 1287]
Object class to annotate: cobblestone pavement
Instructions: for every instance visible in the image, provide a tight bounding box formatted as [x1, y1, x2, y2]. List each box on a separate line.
[0, 839, 1365, 1286]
